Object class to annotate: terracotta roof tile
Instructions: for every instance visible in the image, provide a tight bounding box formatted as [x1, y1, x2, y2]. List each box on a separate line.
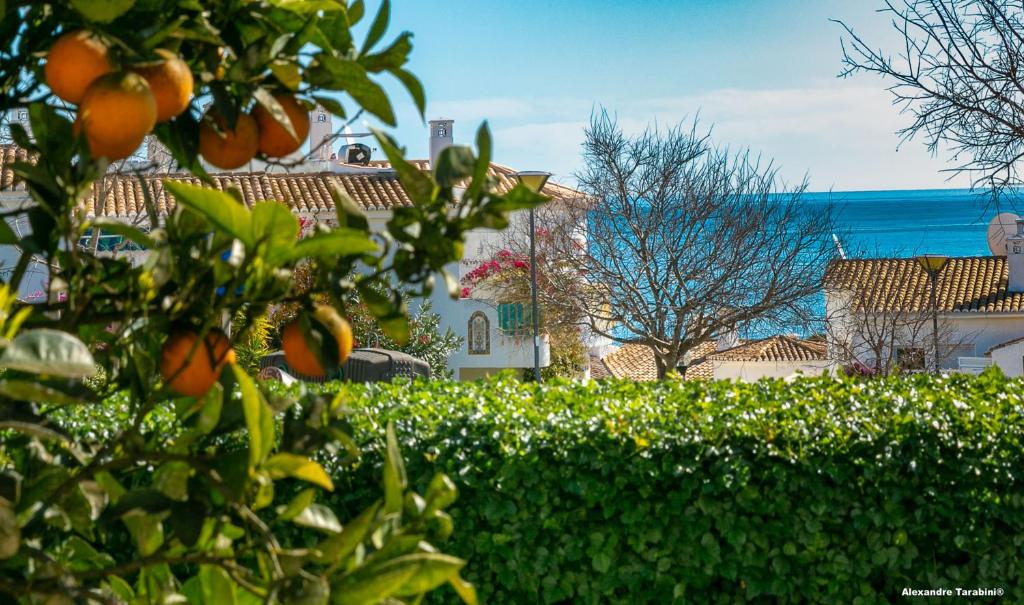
[707, 335, 827, 362]
[826, 257, 1024, 313]
[588, 354, 613, 379]
[600, 340, 717, 381]
[0, 145, 583, 217]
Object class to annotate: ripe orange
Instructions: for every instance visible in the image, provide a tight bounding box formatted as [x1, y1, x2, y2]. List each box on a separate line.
[160, 330, 236, 397]
[282, 307, 353, 377]
[44, 30, 112, 104]
[199, 110, 259, 170]
[131, 49, 194, 122]
[254, 95, 310, 157]
[75, 72, 157, 161]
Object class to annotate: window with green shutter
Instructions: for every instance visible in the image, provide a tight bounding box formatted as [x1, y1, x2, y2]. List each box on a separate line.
[497, 303, 531, 335]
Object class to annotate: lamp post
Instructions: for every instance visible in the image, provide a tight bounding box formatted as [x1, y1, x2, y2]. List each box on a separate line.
[516, 171, 551, 382]
[915, 254, 949, 373]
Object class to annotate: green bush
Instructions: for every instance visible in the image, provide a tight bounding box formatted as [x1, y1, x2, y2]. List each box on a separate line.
[303, 371, 1024, 604]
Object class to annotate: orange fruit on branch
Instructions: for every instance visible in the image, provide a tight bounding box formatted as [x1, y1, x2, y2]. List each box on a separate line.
[160, 329, 236, 397]
[131, 49, 194, 122]
[282, 306, 353, 378]
[254, 95, 310, 158]
[44, 30, 112, 104]
[199, 110, 259, 170]
[75, 71, 157, 161]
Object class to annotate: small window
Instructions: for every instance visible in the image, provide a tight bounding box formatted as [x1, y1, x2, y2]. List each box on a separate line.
[497, 303, 531, 336]
[468, 311, 490, 355]
[895, 346, 926, 371]
[317, 113, 327, 122]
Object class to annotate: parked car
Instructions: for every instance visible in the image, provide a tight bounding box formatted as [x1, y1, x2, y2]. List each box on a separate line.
[258, 348, 430, 384]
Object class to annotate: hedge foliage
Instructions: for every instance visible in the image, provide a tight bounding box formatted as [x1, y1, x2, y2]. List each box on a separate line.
[307, 371, 1024, 604]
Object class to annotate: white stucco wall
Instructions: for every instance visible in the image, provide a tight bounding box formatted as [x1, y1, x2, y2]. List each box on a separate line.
[990, 341, 1024, 377]
[711, 360, 831, 381]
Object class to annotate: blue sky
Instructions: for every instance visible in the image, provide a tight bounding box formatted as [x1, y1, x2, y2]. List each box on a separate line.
[355, 1, 970, 192]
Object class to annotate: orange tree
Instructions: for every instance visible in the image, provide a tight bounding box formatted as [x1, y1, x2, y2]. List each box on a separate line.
[0, 1, 545, 603]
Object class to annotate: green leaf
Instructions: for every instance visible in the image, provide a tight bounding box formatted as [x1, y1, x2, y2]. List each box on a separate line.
[253, 88, 299, 142]
[290, 229, 378, 261]
[378, 313, 410, 346]
[233, 365, 274, 468]
[434, 146, 476, 189]
[0, 379, 83, 405]
[330, 561, 418, 605]
[89, 219, 156, 249]
[251, 200, 299, 264]
[311, 95, 346, 119]
[371, 128, 434, 202]
[199, 565, 238, 605]
[391, 553, 467, 596]
[124, 514, 163, 556]
[270, 60, 302, 91]
[164, 181, 253, 248]
[293, 503, 342, 534]
[311, 57, 396, 125]
[314, 501, 379, 564]
[361, 0, 390, 54]
[331, 184, 370, 231]
[391, 68, 426, 118]
[277, 488, 316, 522]
[0, 499, 19, 559]
[70, 0, 134, 22]
[0, 218, 17, 246]
[0, 329, 95, 378]
[267, 0, 344, 12]
[382, 422, 406, 514]
[265, 453, 334, 491]
[450, 575, 478, 605]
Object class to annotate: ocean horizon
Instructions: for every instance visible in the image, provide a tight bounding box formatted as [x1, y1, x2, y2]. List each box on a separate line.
[801, 187, 1023, 259]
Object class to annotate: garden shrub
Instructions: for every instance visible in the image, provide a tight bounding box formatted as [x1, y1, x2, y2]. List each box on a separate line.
[301, 371, 1024, 604]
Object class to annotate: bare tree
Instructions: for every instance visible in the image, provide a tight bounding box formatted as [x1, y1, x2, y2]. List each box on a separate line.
[500, 112, 839, 379]
[836, 0, 1024, 190]
[825, 276, 970, 376]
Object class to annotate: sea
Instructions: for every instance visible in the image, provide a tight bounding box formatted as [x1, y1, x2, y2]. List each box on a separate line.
[805, 188, 1020, 258]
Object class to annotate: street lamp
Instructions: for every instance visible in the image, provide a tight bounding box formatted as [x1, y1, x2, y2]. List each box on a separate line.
[915, 254, 949, 373]
[516, 171, 551, 382]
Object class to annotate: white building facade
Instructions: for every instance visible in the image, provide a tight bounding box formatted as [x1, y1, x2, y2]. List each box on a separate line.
[0, 118, 583, 380]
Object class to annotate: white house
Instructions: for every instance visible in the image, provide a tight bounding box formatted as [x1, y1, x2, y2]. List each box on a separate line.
[824, 223, 1024, 375]
[0, 116, 585, 380]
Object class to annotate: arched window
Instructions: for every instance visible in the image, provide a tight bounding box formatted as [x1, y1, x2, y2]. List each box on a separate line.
[468, 311, 490, 355]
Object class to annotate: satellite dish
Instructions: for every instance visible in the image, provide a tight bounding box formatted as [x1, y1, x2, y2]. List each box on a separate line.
[987, 212, 1020, 256]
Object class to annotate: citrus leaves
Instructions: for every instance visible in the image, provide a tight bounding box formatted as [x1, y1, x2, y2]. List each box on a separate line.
[70, 0, 135, 23]
[0, 329, 95, 378]
[165, 181, 378, 266]
[266, 453, 334, 491]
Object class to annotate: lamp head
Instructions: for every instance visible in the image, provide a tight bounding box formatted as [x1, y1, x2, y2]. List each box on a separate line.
[915, 254, 950, 273]
[516, 171, 552, 194]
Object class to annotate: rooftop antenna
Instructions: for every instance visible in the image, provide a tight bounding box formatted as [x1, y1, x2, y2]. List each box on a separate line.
[987, 212, 1020, 256]
[832, 233, 847, 259]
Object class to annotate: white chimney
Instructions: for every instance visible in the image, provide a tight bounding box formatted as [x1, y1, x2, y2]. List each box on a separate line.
[1007, 219, 1024, 292]
[428, 118, 453, 167]
[309, 104, 333, 161]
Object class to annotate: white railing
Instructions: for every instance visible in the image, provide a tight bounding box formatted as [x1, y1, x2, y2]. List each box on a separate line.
[957, 357, 993, 375]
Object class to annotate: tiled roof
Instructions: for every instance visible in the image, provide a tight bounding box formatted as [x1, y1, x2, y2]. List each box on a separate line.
[79, 171, 413, 217]
[985, 335, 1024, 355]
[601, 340, 716, 381]
[0, 144, 583, 217]
[588, 354, 613, 379]
[826, 257, 1024, 313]
[707, 335, 827, 362]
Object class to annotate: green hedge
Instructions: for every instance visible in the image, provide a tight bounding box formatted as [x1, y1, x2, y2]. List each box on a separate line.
[314, 371, 1024, 604]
